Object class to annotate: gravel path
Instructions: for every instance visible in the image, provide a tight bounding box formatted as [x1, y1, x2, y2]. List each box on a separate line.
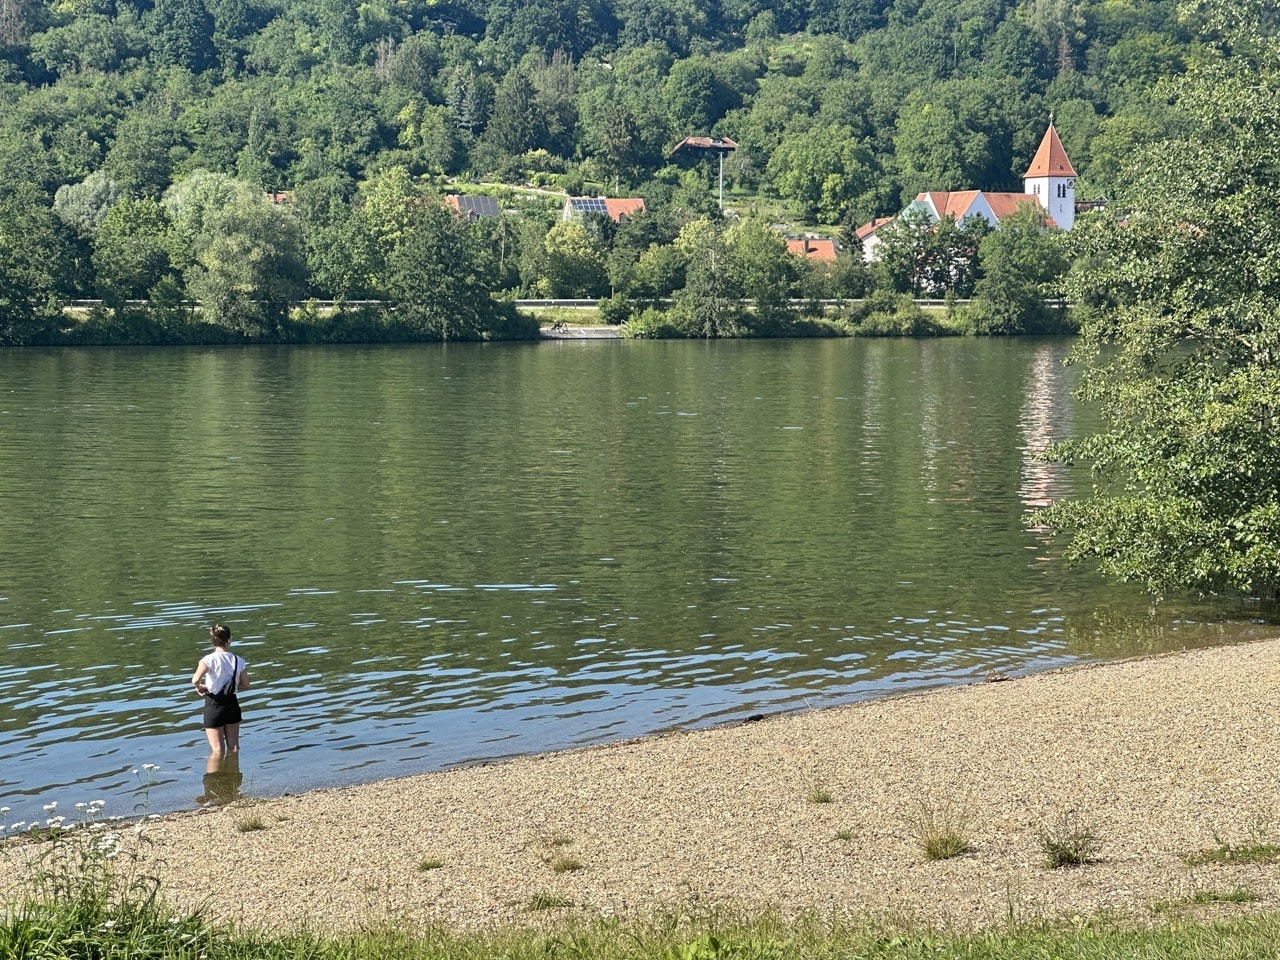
[7, 639, 1280, 935]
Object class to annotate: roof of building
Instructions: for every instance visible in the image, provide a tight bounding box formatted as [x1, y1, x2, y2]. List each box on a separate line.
[564, 197, 647, 222]
[1023, 123, 1076, 179]
[785, 237, 839, 262]
[446, 195, 501, 218]
[912, 191, 1050, 225]
[855, 216, 896, 241]
[670, 136, 739, 155]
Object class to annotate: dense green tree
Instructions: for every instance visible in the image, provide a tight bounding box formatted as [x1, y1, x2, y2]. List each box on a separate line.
[164, 171, 306, 332]
[1035, 0, 1280, 600]
[28, 12, 149, 76]
[725, 218, 797, 327]
[105, 108, 180, 198]
[148, 0, 217, 72]
[537, 219, 608, 297]
[0, 184, 72, 343]
[386, 201, 516, 339]
[766, 124, 877, 223]
[53, 170, 122, 237]
[967, 203, 1065, 333]
[91, 197, 175, 306]
[672, 218, 741, 336]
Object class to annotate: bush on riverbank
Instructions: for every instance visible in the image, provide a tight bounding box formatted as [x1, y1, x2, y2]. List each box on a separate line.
[32, 303, 543, 346]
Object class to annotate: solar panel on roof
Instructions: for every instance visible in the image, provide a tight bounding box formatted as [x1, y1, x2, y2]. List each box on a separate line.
[573, 198, 609, 213]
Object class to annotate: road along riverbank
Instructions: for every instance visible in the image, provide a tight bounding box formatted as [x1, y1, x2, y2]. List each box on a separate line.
[6, 638, 1280, 934]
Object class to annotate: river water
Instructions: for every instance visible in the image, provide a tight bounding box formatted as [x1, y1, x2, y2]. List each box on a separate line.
[0, 338, 1272, 826]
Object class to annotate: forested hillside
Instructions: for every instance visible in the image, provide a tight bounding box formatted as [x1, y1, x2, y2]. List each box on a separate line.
[0, 0, 1204, 342]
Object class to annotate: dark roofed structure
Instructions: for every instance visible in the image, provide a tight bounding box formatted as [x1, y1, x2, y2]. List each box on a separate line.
[446, 195, 501, 220]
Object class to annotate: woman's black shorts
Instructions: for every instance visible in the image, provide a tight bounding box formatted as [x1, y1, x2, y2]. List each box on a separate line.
[203, 692, 242, 729]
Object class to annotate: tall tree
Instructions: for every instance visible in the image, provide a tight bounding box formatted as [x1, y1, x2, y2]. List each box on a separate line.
[1035, 0, 1280, 600]
[386, 201, 516, 340]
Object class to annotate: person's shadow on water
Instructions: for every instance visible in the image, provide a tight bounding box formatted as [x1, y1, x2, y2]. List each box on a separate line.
[196, 753, 244, 807]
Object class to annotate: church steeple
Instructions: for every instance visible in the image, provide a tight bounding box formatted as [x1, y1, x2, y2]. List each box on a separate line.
[1023, 120, 1077, 229]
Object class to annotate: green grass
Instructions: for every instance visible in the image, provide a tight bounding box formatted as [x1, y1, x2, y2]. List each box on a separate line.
[806, 783, 835, 804]
[234, 815, 267, 833]
[1186, 841, 1280, 866]
[8, 895, 1280, 959]
[417, 858, 444, 872]
[910, 798, 973, 862]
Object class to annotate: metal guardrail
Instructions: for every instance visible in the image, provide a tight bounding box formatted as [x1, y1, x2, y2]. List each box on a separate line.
[63, 298, 980, 309]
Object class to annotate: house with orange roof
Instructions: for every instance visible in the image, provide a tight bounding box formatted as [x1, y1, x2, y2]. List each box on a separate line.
[562, 196, 646, 223]
[855, 122, 1078, 260]
[785, 236, 840, 262]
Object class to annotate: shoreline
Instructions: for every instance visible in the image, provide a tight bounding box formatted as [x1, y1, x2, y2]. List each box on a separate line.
[8, 638, 1280, 933]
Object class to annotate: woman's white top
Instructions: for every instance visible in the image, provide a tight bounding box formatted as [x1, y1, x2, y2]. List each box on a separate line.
[201, 651, 242, 696]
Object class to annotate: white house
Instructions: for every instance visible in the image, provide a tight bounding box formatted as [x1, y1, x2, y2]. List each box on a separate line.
[858, 122, 1078, 261]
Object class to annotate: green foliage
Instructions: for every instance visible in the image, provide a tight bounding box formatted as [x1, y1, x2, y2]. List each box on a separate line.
[1035, 0, 1280, 601]
[0, 0, 1217, 342]
[968, 203, 1069, 334]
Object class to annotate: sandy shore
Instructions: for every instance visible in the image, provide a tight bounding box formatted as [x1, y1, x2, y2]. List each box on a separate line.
[7, 638, 1280, 935]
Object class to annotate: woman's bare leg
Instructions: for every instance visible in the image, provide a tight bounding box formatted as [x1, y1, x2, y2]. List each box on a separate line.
[224, 723, 241, 752]
[205, 727, 226, 756]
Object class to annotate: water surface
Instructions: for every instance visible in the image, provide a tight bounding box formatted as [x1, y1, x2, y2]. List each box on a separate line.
[0, 339, 1271, 825]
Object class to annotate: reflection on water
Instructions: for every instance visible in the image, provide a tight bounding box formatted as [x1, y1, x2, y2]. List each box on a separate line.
[196, 754, 243, 807]
[0, 339, 1274, 825]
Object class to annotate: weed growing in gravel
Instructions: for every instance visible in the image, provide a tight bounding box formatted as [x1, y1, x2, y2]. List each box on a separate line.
[538, 833, 583, 873]
[910, 798, 972, 861]
[235, 815, 267, 833]
[1153, 888, 1261, 912]
[833, 829, 855, 842]
[417, 858, 444, 872]
[1187, 818, 1280, 866]
[806, 783, 835, 804]
[1038, 811, 1100, 868]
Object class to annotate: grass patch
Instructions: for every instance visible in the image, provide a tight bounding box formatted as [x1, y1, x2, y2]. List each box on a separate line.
[1038, 811, 1100, 868]
[806, 783, 835, 804]
[538, 833, 584, 873]
[234, 815, 267, 833]
[1185, 842, 1280, 866]
[417, 858, 444, 872]
[833, 829, 855, 842]
[910, 798, 973, 861]
[1187, 820, 1280, 866]
[525, 892, 574, 911]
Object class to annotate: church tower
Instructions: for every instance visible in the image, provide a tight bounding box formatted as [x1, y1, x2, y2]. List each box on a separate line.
[1023, 121, 1076, 229]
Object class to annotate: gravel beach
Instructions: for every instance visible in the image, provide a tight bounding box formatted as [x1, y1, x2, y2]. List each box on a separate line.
[8, 638, 1280, 935]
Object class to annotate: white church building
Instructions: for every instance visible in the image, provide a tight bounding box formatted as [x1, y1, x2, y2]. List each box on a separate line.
[857, 122, 1077, 261]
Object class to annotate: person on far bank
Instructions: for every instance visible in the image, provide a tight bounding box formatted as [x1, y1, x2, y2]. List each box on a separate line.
[192, 624, 250, 756]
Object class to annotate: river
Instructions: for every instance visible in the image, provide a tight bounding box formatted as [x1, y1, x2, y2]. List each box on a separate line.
[0, 338, 1272, 826]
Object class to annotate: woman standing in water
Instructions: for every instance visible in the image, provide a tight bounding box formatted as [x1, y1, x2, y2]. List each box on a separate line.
[192, 624, 251, 756]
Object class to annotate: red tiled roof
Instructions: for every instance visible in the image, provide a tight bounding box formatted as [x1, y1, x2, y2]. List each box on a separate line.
[1024, 124, 1076, 178]
[983, 192, 1044, 220]
[604, 198, 646, 221]
[785, 237, 839, 261]
[855, 216, 895, 240]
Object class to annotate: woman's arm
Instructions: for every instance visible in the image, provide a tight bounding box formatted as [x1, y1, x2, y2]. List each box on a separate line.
[237, 662, 251, 691]
[191, 660, 208, 695]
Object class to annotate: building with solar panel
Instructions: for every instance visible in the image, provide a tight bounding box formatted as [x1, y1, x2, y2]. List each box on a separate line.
[446, 195, 502, 221]
[561, 197, 646, 223]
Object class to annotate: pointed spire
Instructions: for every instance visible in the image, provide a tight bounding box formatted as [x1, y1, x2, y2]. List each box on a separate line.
[1024, 123, 1076, 179]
